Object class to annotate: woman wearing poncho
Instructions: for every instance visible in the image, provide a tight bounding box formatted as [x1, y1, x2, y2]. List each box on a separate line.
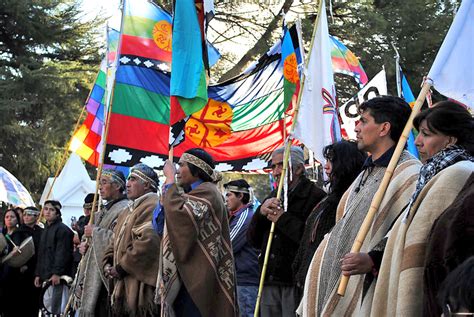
[155, 148, 238, 317]
[371, 101, 474, 316]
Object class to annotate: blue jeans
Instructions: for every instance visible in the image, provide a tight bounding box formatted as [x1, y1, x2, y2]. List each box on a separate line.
[237, 285, 258, 317]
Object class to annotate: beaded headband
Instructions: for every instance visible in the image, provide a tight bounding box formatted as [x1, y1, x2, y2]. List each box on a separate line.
[129, 169, 158, 190]
[180, 153, 217, 182]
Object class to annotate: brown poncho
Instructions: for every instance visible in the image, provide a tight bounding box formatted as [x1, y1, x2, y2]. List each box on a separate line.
[161, 182, 238, 317]
[371, 161, 474, 316]
[103, 192, 161, 316]
[299, 151, 420, 316]
[73, 197, 129, 316]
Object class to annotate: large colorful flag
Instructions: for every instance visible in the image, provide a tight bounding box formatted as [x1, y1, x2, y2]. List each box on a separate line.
[330, 35, 368, 88]
[282, 23, 303, 109]
[399, 68, 420, 158]
[428, 0, 473, 108]
[170, 0, 209, 124]
[338, 69, 387, 140]
[69, 59, 107, 166]
[294, 0, 341, 162]
[105, 28, 298, 171]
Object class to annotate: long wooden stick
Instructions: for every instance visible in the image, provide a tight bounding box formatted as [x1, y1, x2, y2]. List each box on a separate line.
[254, 4, 322, 315]
[337, 81, 432, 296]
[38, 105, 87, 222]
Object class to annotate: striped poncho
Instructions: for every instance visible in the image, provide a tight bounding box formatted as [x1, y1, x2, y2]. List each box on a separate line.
[371, 160, 474, 316]
[299, 150, 420, 316]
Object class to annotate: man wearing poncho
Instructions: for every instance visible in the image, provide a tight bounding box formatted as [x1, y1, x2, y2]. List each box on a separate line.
[154, 148, 238, 317]
[72, 169, 128, 316]
[298, 96, 421, 316]
[102, 164, 161, 317]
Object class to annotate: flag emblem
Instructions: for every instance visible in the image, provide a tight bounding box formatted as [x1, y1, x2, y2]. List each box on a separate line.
[283, 52, 299, 84]
[185, 99, 233, 147]
[152, 21, 172, 51]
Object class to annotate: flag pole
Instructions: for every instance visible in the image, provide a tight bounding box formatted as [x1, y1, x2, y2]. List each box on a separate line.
[63, 1, 125, 314]
[337, 80, 431, 296]
[38, 102, 88, 223]
[391, 42, 402, 98]
[254, 1, 323, 315]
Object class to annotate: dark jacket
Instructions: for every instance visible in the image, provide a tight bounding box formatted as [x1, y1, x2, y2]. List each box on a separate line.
[229, 204, 259, 286]
[35, 218, 74, 281]
[247, 176, 326, 286]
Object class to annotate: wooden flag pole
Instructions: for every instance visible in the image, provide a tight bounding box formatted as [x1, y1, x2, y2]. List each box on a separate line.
[337, 80, 432, 296]
[38, 104, 87, 223]
[254, 3, 322, 315]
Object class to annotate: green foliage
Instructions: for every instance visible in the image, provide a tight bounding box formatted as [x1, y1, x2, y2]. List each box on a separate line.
[0, 0, 104, 202]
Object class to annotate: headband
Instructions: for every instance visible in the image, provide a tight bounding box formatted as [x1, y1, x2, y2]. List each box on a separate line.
[129, 169, 158, 190]
[180, 153, 217, 182]
[102, 170, 126, 189]
[225, 185, 250, 194]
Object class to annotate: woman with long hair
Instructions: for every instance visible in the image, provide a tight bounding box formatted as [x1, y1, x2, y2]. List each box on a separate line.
[0, 208, 33, 316]
[292, 140, 367, 302]
[371, 101, 474, 316]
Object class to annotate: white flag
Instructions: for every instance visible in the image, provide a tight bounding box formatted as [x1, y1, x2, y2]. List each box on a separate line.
[339, 69, 388, 140]
[428, 0, 474, 108]
[293, 0, 341, 162]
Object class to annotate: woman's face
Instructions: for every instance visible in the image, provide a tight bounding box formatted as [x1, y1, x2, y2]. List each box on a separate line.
[4, 210, 18, 230]
[324, 159, 333, 179]
[415, 120, 454, 163]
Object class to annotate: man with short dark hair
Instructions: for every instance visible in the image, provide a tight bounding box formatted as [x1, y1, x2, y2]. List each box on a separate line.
[224, 179, 259, 317]
[34, 200, 74, 315]
[156, 148, 238, 317]
[248, 145, 326, 316]
[73, 169, 129, 316]
[102, 164, 161, 317]
[298, 96, 421, 316]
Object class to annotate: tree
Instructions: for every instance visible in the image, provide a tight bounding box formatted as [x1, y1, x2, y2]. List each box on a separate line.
[0, 0, 103, 201]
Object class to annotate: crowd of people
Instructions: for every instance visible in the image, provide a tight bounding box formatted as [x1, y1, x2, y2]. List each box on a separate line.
[0, 96, 473, 317]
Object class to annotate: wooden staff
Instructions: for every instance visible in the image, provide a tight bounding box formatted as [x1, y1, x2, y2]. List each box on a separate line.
[254, 4, 323, 314]
[38, 105, 87, 222]
[337, 80, 432, 296]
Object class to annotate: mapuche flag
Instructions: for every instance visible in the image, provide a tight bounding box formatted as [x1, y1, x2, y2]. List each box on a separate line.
[105, 29, 296, 171]
[169, 0, 209, 125]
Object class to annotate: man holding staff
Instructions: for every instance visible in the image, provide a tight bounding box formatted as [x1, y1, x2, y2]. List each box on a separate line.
[248, 145, 325, 316]
[73, 169, 129, 316]
[298, 96, 421, 316]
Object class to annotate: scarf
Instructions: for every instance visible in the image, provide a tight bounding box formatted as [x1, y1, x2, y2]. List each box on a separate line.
[404, 145, 474, 219]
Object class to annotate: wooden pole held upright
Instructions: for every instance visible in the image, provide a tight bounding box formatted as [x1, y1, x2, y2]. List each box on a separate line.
[337, 81, 432, 296]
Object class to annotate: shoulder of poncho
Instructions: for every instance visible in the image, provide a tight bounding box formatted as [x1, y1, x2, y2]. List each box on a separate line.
[188, 182, 221, 200]
[392, 151, 422, 178]
[431, 160, 474, 182]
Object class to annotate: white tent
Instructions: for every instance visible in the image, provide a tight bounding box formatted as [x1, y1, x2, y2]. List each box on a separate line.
[40, 153, 96, 227]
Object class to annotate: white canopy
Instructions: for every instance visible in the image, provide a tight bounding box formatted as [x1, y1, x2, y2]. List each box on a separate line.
[40, 153, 96, 227]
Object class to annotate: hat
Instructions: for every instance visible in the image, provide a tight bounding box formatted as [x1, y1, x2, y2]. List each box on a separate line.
[83, 193, 95, 209]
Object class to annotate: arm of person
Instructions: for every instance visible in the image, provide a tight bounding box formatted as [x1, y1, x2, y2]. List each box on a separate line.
[246, 196, 275, 248]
